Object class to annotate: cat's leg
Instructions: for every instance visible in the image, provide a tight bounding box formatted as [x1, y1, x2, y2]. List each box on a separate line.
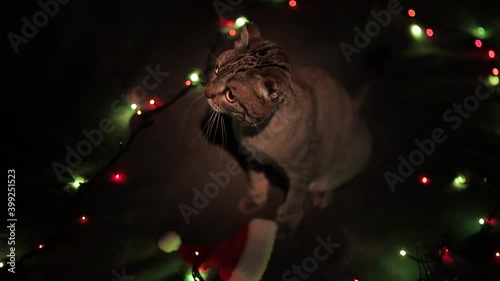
[309, 190, 334, 209]
[276, 175, 309, 239]
[308, 176, 335, 209]
[238, 166, 269, 214]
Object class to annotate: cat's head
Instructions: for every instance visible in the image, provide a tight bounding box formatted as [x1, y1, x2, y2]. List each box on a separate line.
[204, 24, 290, 125]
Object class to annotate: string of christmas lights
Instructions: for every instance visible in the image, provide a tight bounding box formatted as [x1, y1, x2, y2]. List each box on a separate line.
[0, 16, 249, 276]
[403, 5, 499, 86]
[397, 5, 499, 280]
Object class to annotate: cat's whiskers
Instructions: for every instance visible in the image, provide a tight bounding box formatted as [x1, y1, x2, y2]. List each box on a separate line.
[206, 51, 218, 62]
[219, 115, 227, 163]
[183, 93, 207, 126]
[204, 110, 218, 153]
[185, 110, 217, 164]
[192, 110, 215, 148]
[210, 112, 222, 157]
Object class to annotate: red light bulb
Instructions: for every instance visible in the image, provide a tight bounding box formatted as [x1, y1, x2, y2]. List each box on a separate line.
[420, 176, 430, 185]
[289, 0, 297, 8]
[493, 68, 499, 76]
[79, 215, 88, 224]
[475, 39, 482, 48]
[488, 50, 495, 59]
[425, 28, 434, 37]
[111, 172, 125, 183]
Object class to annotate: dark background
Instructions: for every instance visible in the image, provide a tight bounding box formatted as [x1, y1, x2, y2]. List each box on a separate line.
[3, 0, 500, 280]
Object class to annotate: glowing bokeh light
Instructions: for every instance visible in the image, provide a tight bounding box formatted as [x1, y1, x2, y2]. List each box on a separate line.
[137, 110, 142, 115]
[410, 24, 422, 38]
[400, 250, 407, 256]
[495, 252, 499, 257]
[38, 244, 45, 249]
[229, 29, 237, 36]
[235, 17, 247, 27]
[488, 50, 495, 59]
[475, 39, 482, 48]
[79, 215, 88, 224]
[408, 9, 416, 17]
[493, 68, 499, 76]
[130, 103, 137, 110]
[477, 27, 485, 37]
[425, 28, 434, 37]
[149, 99, 155, 105]
[488, 75, 499, 86]
[453, 174, 467, 189]
[70, 176, 85, 189]
[420, 176, 430, 185]
[112, 172, 124, 183]
[190, 72, 200, 82]
[289, 0, 297, 8]
[479, 218, 485, 225]
[0, 262, 4, 268]
[185, 80, 192, 86]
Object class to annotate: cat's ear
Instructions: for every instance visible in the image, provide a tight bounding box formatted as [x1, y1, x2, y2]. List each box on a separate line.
[259, 75, 281, 101]
[234, 24, 261, 49]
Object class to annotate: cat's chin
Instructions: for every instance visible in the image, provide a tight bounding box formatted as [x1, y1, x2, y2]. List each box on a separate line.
[232, 113, 269, 128]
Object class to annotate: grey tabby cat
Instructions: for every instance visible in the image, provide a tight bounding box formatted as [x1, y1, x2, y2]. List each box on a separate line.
[204, 25, 372, 238]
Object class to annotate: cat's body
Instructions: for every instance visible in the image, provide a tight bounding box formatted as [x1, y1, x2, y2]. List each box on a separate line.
[204, 25, 372, 238]
[234, 67, 371, 192]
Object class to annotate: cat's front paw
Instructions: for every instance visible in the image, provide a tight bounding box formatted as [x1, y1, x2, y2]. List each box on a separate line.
[275, 205, 304, 239]
[309, 190, 334, 209]
[238, 194, 266, 214]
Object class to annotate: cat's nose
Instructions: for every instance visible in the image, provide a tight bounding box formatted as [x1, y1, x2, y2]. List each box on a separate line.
[205, 83, 225, 99]
[204, 84, 219, 99]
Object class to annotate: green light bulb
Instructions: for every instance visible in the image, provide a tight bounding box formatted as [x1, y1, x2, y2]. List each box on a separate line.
[70, 176, 85, 189]
[235, 17, 248, 27]
[477, 27, 485, 36]
[488, 75, 499, 86]
[410, 24, 422, 38]
[190, 73, 200, 82]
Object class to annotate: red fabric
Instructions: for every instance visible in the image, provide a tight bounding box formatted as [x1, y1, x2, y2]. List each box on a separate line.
[176, 223, 250, 280]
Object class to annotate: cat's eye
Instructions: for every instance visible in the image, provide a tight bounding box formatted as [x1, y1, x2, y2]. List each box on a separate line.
[225, 88, 236, 103]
